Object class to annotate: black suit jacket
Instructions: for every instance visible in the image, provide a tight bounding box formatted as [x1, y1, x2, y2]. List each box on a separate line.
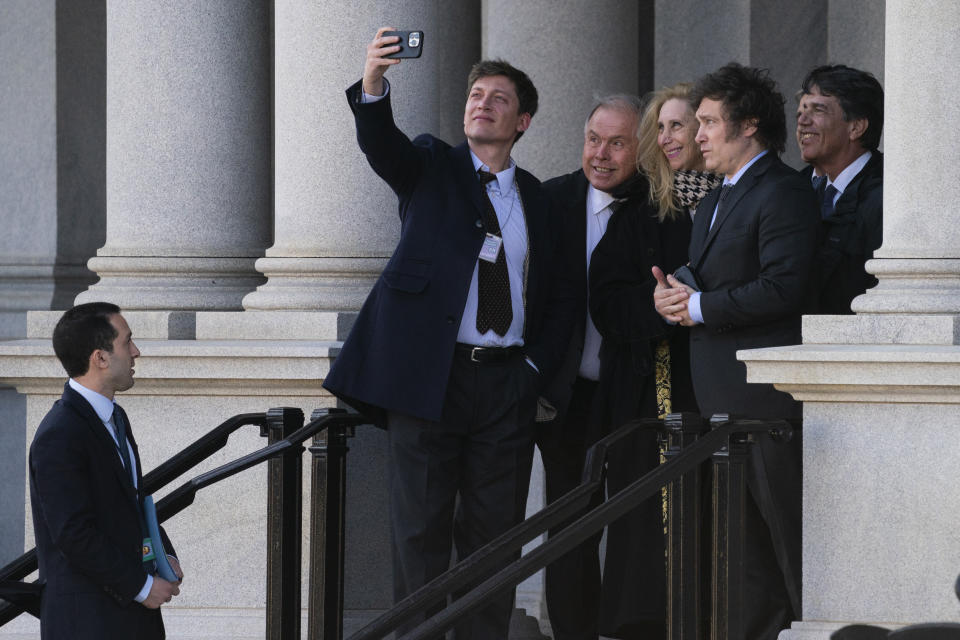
[802, 151, 883, 314]
[687, 152, 818, 614]
[538, 170, 590, 424]
[688, 153, 817, 420]
[589, 185, 696, 432]
[29, 383, 171, 640]
[323, 80, 575, 426]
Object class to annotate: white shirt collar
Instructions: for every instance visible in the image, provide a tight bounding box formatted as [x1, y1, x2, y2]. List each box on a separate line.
[724, 150, 769, 186]
[470, 150, 516, 195]
[829, 150, 872, 194]
[68, 378, 115, 424]
[586, 184, 617, 217]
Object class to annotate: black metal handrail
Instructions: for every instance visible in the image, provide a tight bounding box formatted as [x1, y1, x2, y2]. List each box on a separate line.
[2, 409, 795, 639]
[351, 414, 791, 640]
[0, 411, 270, 625]
[153, 410, 366, 524]
[0, 405, 368, 638]
[347, 415, 667, 639]
[0, 412, 269, 583]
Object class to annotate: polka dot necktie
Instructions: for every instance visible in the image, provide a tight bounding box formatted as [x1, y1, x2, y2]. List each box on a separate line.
[476, 169, 513, 336]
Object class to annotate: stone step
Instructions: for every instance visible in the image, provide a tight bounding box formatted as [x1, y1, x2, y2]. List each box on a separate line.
[0, 607, 552, 639]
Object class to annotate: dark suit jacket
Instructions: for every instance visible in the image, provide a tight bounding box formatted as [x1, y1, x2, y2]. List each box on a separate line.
[538, 170, 589, 425]
[29, 383, 171, 640]
[323, 80, 575, 426]
[802, 151, 883, 314]
[586, 188, 695, 631]
[687, 152, 818, 614]
[589, 185, 696, 431]
[688, 152, 817, 420]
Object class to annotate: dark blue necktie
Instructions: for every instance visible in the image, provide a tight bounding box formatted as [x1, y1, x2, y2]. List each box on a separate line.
[812, 174, 827, 196]
[821, 184, 839, 219]
[707, 184, 733, 233]
[113, 405, 154, 571]
[112, 405, 134, 484]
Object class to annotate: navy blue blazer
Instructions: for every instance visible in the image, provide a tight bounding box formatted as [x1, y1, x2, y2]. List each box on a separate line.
[323, 80, 575, 426]
[29, 383, 171, 640]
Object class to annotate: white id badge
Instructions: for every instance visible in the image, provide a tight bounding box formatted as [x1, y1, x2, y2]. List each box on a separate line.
[479, 233, 503, 263]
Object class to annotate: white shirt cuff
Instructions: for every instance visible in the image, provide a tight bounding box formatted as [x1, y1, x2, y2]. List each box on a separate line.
[688, 292, 704, 324]
[361, 78, 389, 103]
[134, 574, 153, 603]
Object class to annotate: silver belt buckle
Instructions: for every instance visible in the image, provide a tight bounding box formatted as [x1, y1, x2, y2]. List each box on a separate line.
[470, 347, 483, 362]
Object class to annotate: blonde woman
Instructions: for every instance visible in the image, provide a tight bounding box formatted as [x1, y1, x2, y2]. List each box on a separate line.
[638, 83, 721, 220]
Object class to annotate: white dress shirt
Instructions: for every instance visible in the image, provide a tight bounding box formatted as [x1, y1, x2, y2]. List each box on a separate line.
[813, 150, 872, 208]
[578, 185, 617, 380]
[455, 152, 529, 347]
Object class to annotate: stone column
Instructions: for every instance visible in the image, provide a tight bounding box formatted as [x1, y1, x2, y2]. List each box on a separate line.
[828, 0, 885, 85]
[0, 0, 55, 339]
[751, 0, 827, 168]
[738, 4, 960, 638]
[654, 0, 751, 88]
[76, 1, 271, 311]
[482, 0, 646, 180]
[0, 0, 107, 565]
[242, 1, 481, 311]
[0, 0, 102, 339]
[0, 0, 55, 565]
[852, 0, 958, 316]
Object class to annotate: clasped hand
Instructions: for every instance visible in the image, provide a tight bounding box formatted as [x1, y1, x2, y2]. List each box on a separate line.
[652, 266, 696, 326]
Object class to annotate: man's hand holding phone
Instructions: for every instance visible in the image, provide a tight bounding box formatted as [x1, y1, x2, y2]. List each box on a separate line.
[363, 27, 402, 98]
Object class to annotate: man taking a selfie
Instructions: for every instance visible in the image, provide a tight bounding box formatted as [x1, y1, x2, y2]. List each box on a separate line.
[323, 28, 574, 639]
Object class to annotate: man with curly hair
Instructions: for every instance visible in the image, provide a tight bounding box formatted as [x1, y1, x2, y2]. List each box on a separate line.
[653, 62, 818, 640]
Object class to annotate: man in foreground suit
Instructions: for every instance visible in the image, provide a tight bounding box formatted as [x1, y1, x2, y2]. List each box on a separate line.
[30, 302, 182, 640]
[796, 64, 884, 313]
[323, 29, 574, 639]
[537, 94, 643, 640]
[653, 63, 818, 640]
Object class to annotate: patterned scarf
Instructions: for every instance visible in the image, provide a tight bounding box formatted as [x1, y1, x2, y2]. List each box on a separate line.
[674, 169, 723, 209]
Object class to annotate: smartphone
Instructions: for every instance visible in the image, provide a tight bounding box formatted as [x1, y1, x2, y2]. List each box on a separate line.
[672, 265, 702, 292]
[383, 30, 424, 59]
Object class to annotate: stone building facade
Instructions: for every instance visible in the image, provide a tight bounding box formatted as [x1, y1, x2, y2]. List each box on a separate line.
[6, 2, 958, 639]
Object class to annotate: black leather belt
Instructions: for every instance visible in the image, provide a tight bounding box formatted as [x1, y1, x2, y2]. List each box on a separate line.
[454, 343, 523, 363]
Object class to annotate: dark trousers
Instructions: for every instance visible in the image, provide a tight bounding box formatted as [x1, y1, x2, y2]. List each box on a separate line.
[536, 376, 603, 640]
[599, 426, 667, 639]
[741, 486, 794, 640]
[741, 433, 802, 640]
[388, 351, 538, 640]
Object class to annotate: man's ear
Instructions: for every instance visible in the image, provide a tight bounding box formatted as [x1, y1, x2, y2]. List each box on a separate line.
[849, 117, 868, 142]
[90, 349, 109, 371]
[741, 118, 759, 139]
[516, 112, 531, 134]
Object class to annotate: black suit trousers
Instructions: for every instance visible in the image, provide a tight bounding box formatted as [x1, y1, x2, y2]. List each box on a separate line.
[387, 352, 538, 640]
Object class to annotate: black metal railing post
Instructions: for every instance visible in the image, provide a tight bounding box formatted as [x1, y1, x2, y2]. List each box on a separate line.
[307, 408, 355, 640]
[710, 416, 750, 640]
[664, 412, 708, 640]
[264, 407, 305, 640]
